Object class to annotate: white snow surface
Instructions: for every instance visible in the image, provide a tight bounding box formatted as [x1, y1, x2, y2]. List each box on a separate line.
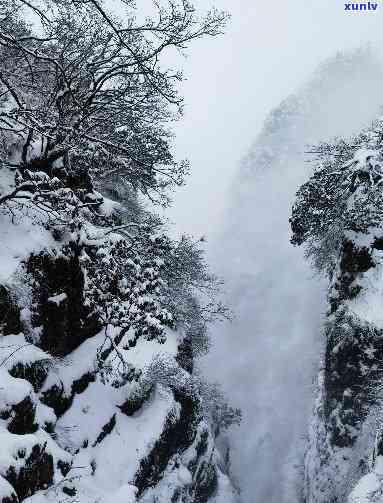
[0, 211, 56, 283]
[0, 333, 51, 370]
[47, 293, 67, 305]
[2, 324, 189, 503]
[348, 456, 383, 503]
[0, 367, 32, 407]
[0, 475, 17, 500]
[347, 259, 383, 328]
[49, 383, 175, 503]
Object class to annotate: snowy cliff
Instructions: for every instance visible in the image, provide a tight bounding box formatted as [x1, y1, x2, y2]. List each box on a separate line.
[0, 171, 238, 503]
[0, 1, 237, 501]
[291, 125, 383, 502]
[205, 48, 383, 503]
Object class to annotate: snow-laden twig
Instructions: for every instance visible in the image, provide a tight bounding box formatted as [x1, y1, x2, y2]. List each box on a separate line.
[0, 343, 33, 368]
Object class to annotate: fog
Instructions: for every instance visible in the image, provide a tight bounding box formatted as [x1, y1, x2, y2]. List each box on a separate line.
[165, 2, 383, 502]
[169, 1, 383, 237]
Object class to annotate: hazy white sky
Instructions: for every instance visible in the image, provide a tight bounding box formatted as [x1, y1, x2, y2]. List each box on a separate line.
[168, 0, 383, 237]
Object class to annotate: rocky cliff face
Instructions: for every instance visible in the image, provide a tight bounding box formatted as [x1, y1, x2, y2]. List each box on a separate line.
[0, 184, 238, 503]
[304, 239, 383, 502]
[291, 138, 383, 502]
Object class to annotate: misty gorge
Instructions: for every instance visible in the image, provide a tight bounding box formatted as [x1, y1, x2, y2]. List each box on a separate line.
[205, 48, 383, 503]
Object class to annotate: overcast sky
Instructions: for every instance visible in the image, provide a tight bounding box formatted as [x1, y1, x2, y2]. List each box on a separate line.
[168, 0, 383, 238]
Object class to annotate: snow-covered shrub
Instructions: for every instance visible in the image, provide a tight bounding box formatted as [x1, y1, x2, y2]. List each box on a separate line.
[291, 128, 383, 275]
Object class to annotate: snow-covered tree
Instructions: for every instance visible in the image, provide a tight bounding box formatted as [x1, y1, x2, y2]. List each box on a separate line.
[0, 0, 227, 206]
[0, 2, 240, 503]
